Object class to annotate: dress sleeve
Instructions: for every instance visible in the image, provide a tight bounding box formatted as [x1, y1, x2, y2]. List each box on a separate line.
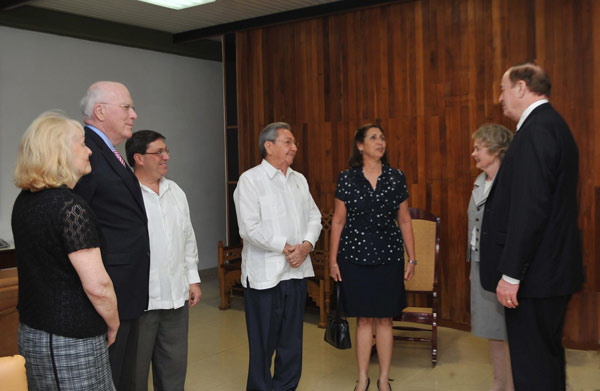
[60, 198, 101, 254]
[397, 169, 409, 204]
[334, 171, 348, 201]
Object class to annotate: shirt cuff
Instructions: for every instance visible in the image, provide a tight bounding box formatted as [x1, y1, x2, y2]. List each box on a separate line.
[187, 269, 201, 284]
[302, 239, 315, 250]
[273, 235, 287, 254]
[502, 274, 520, 284]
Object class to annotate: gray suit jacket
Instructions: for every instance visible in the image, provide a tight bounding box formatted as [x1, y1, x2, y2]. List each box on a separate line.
[467, 172, 490, 263]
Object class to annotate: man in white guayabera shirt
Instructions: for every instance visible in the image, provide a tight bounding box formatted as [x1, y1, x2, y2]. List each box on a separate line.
[125, 130, 202, 391]
[234, 122, 322, 391]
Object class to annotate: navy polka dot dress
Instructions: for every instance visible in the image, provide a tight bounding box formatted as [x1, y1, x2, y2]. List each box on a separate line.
[335, 165, 409, 317]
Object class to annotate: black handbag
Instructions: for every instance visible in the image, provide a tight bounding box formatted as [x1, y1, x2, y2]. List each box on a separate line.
[324, 282, 351, 349]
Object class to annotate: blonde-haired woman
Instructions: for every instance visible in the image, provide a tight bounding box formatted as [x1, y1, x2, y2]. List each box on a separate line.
[12, 111, 119, 391]
[468, 123, 514, 391]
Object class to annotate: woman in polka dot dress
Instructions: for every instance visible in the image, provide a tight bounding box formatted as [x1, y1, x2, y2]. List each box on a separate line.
[330, 123, 416, 391]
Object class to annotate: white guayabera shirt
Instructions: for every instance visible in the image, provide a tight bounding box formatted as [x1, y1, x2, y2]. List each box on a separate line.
[140, 177, 201, 310]
[233, 159, 322, 290]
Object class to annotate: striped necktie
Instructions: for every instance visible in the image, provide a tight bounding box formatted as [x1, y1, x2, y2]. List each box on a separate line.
[113, 149, 126, 167]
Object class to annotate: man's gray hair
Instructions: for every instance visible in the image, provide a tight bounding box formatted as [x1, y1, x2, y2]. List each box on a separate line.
[258, 122, 290, 158]
[80, 84, 107, 119]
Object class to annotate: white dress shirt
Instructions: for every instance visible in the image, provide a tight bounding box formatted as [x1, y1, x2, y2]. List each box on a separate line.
[516, 99, 548, 131]
[233, 159, 322, 290]
[140, 178, 201, 310]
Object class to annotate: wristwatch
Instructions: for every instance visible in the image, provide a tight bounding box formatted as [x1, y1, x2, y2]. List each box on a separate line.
[408, 259, 418, 265]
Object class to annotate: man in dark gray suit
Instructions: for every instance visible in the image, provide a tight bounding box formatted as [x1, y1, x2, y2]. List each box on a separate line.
[74, 81, 150, 391]
[480, 63, 584, 391]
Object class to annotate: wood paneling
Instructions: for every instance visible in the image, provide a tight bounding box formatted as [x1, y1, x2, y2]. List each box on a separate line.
[235, 0, 600, 348]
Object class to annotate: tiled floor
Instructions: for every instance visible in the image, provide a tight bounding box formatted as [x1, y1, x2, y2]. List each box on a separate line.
[153, 269, 600, 390]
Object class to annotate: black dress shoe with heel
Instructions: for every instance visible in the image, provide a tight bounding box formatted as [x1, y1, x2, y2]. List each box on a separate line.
[377, 379, 392, 391]
[354, 377, 370, 391]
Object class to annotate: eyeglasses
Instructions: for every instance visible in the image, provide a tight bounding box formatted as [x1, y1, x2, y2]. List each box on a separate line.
[144, 148, 170, 157]
[101, 103, 136, 111]
[273, 138, 300, 147]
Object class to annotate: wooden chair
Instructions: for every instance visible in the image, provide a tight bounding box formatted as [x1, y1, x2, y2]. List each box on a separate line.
[307, 209, 334, 328]
[393, 208, 440, 366]
[0, 268, 19, 357]
[217, 240, 243, 310]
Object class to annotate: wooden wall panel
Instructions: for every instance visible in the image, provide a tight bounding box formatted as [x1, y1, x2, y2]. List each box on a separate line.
[235, 0, 600, 348]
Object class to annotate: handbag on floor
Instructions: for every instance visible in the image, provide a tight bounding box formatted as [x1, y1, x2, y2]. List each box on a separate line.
[324, 282, 351, 349]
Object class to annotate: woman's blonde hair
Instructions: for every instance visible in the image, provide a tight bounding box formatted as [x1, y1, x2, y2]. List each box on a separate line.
[14, 110, 84, 191]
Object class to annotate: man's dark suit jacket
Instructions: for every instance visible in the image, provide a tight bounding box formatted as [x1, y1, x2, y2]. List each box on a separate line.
[74, 126, 150, 320]
[480, 103, 584, 297]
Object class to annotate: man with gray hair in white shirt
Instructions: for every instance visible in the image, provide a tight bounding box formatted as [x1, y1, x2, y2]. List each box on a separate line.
[125, 130, 202, 391]
[234, 122, 322, 391]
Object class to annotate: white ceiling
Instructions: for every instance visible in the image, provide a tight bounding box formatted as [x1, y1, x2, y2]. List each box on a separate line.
[29, 0, 342, 34]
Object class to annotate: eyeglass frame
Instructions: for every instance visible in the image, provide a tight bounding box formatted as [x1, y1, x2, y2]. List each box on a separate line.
[100, 102, 136, 111]
[143, 148, 170, 158]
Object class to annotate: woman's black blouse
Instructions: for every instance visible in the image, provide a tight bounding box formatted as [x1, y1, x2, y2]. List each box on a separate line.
[335, 165, 409, 265]
[11, 187, 107, 338]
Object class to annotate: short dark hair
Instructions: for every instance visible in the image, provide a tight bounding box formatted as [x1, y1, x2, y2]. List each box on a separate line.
[508, 62, 551, 97]
[348, 123, 389, 168]
[125, 129, 166, 167]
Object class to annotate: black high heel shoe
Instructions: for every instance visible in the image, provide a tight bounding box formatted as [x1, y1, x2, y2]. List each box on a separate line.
[354, 377, 370, 391]
[377, 379, 392, 391]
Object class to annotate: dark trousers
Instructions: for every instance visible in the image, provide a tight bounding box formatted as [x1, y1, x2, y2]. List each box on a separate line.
[505, 295, 571, 391]
[132, 305, 189, 391]
[109, 318, 140, 391]
[244, 278, 307, 391]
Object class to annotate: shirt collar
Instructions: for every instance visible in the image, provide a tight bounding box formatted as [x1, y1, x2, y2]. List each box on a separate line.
[260, 159, 294, 179]
[381, 164, 392, 176]
[139, 177, 169, 196]
[516, 99, 549, 131]
[473, 172, 492, 188]
[85, 124, 116, 150]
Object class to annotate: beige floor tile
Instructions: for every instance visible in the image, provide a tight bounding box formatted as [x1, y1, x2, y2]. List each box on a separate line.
[144, 270, 600, 390]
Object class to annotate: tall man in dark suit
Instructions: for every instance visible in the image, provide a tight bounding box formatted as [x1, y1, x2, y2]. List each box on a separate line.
[74, 81, 150, 391]
[480, 63, 584, 390]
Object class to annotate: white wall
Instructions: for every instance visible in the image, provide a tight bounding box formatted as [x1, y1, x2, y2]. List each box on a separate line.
[0, 26, 226, 270]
